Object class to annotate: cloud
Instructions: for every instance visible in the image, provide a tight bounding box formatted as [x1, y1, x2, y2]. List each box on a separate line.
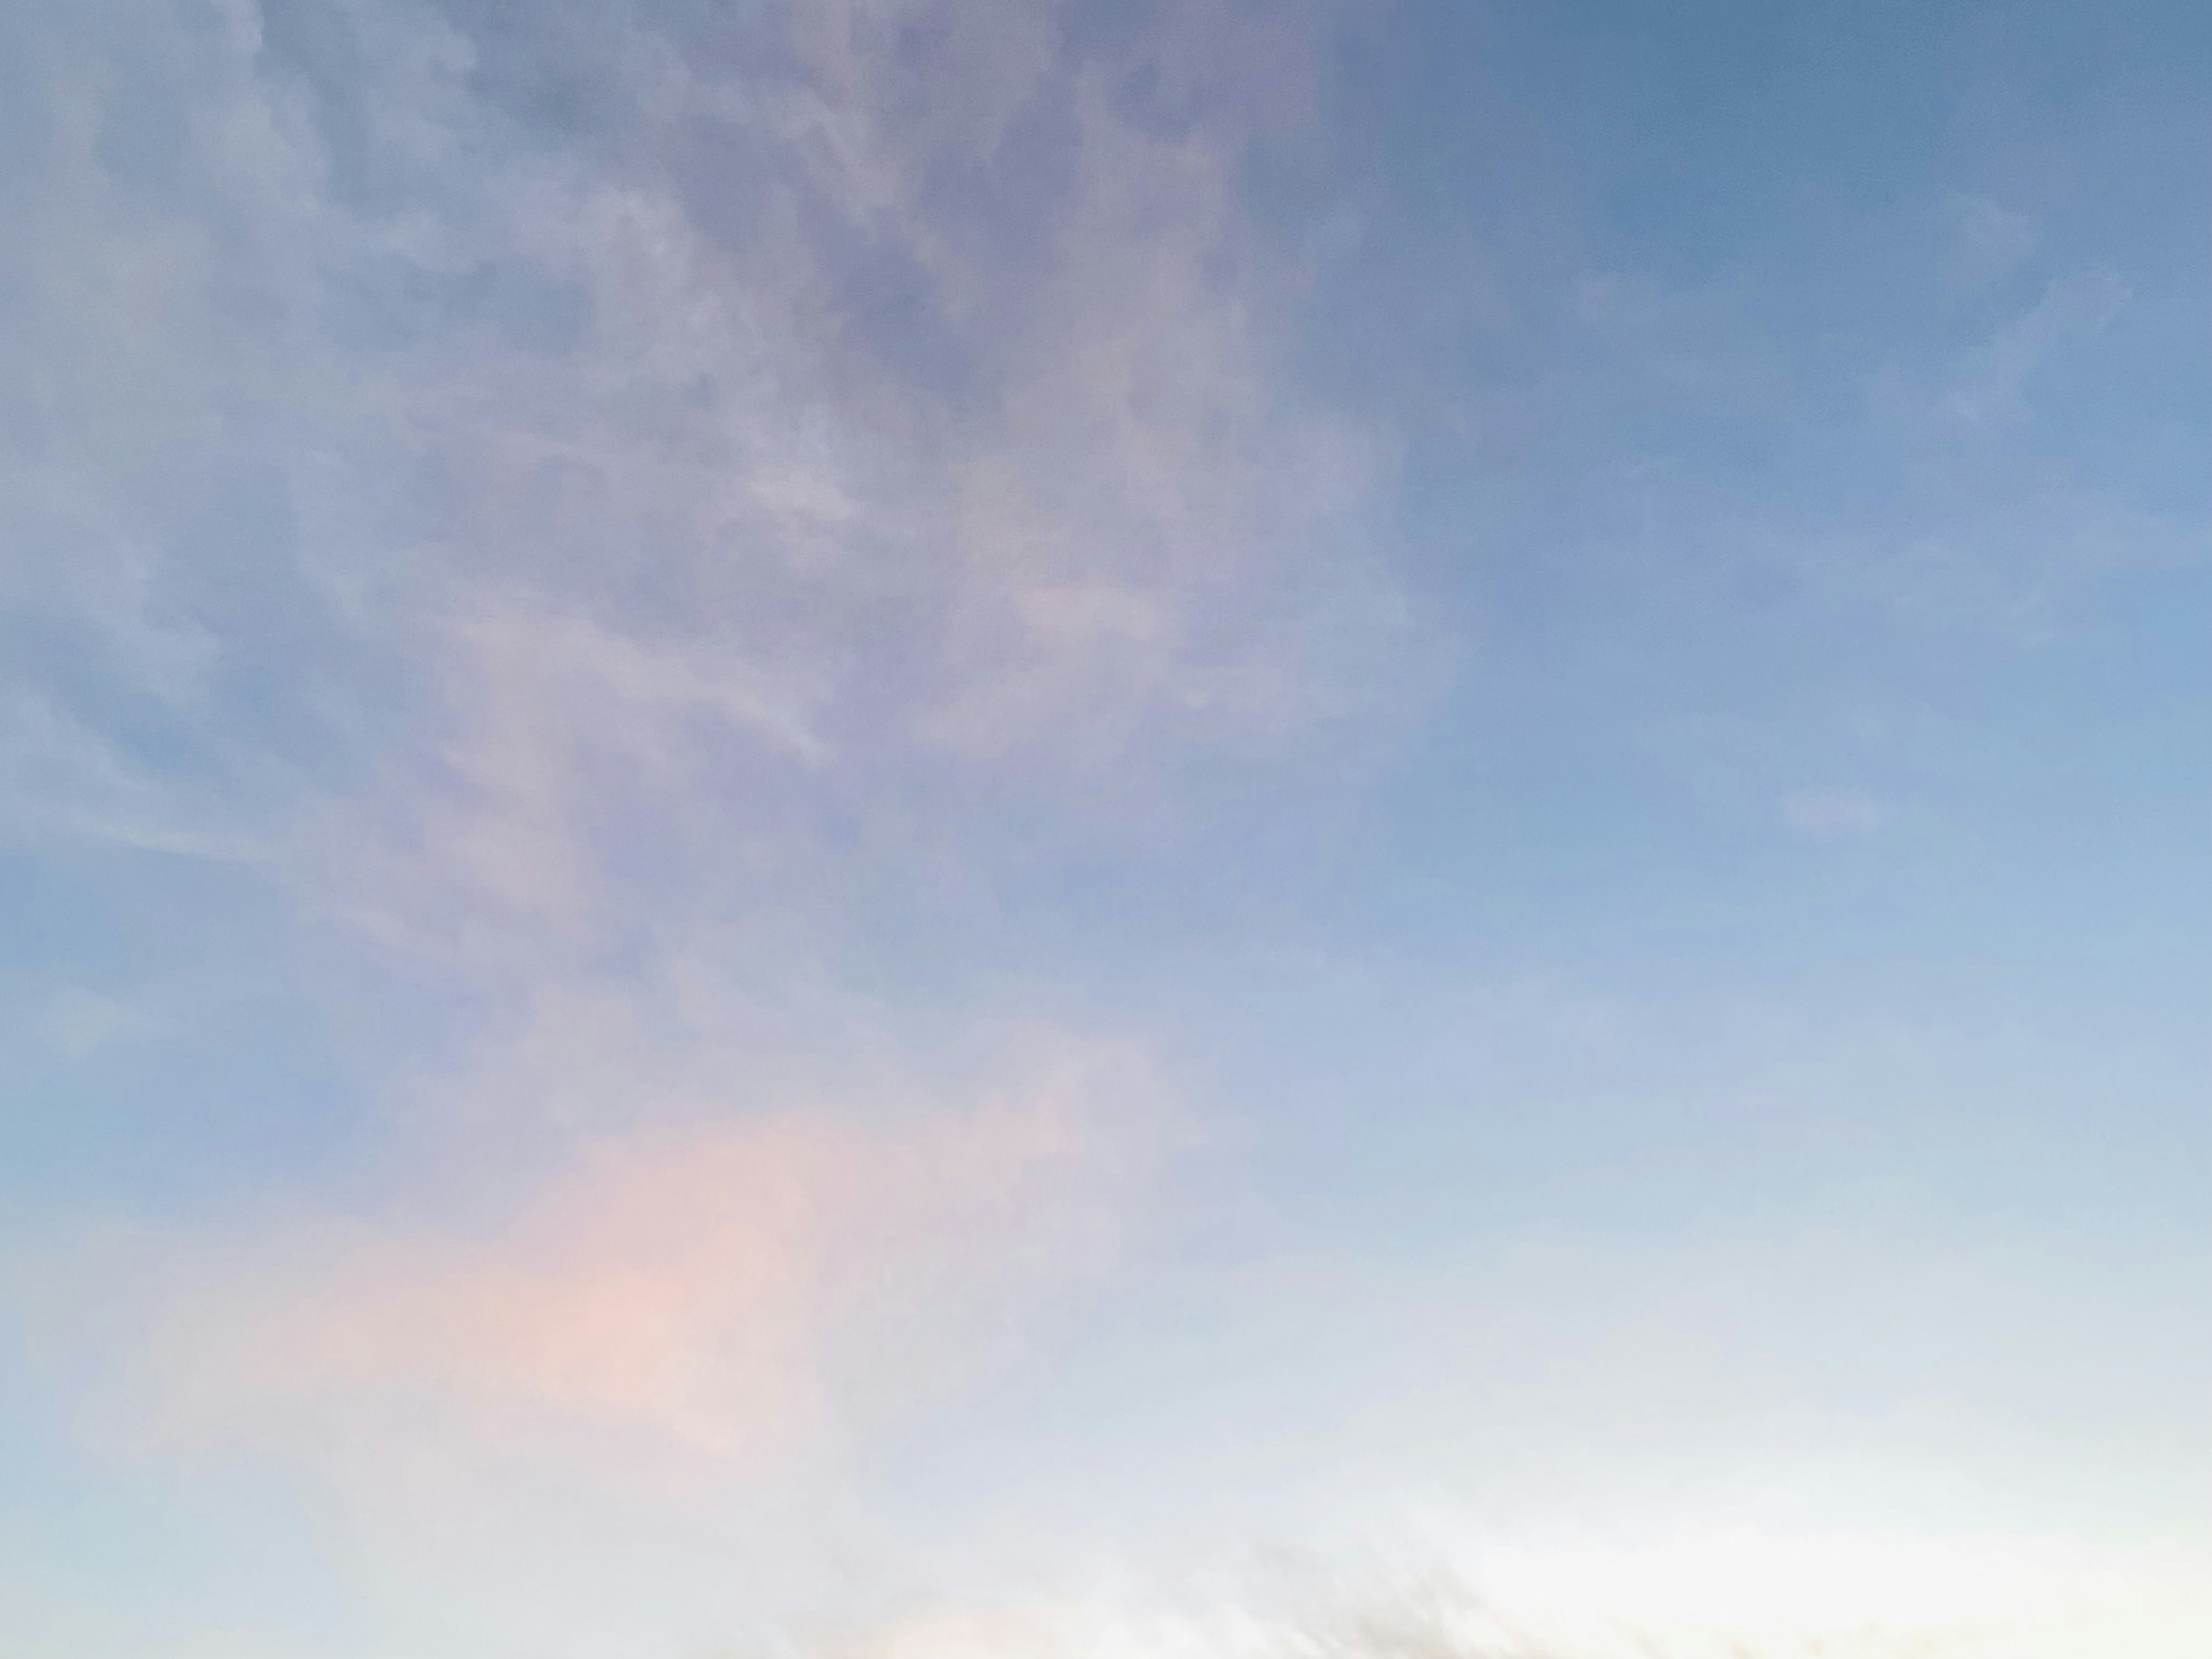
[751, 1523, 2212, 1659]
[1780, 787, 1888, 839]
[50, 1025, 1162, 1504]
[5, 0, 1406, 900]
[1, 0, 1388, 1576]
[1941, 194, 2039, 291]
[36, 986, 145, 1058]
[1942, 267, 2130, 429]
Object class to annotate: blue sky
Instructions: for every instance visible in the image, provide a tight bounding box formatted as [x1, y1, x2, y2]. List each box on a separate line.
[3, 2, 2209, 1656]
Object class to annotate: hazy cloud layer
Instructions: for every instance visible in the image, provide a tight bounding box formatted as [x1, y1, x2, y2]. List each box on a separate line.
[55, 1032, 1157, 1488]
[7, 3, 2209, 1656]
[6, 0, 1393, 1529]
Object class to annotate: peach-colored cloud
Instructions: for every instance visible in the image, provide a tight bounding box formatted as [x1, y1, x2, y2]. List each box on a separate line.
[75, 1029, 1160, 1509]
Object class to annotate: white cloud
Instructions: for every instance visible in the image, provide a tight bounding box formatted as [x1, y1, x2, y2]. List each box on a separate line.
[747, 1522, 2212, 1659]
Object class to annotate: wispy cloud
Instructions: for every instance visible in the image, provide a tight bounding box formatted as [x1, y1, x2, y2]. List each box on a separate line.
[1942, 267, 2130, 429]
[1779, 787, 1888, 840]
[55, 1028, 1157, 1495]
[1941, 194, 2039, 293]
[11, 3, 2208, 1654]
[5, 0, 1397, 1550]
[6, 0, 1404, 886]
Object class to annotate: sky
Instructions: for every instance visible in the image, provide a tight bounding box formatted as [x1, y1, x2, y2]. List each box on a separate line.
[2, 1, 2209, 1656]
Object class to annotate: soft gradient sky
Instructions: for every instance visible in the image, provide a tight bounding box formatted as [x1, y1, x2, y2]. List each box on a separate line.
[3, 2, 2209, 1656]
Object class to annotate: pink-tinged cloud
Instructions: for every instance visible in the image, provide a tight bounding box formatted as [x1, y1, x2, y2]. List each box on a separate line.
[70, 1031, 1161, 1505]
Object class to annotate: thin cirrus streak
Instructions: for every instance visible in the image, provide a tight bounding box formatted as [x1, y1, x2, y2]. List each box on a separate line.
[5, 0, 1402, 890]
